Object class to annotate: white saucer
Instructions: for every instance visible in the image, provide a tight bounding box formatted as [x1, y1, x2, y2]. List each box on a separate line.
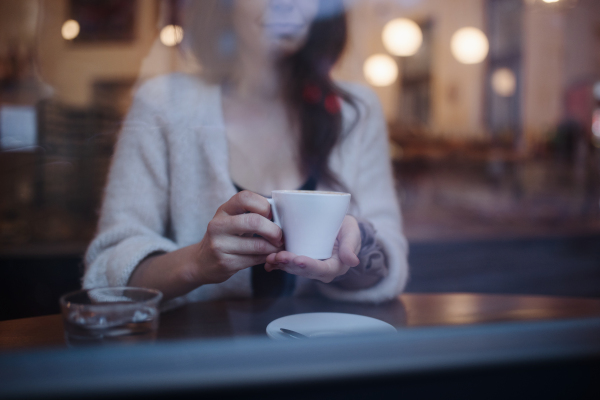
[266, 312, 396, 340]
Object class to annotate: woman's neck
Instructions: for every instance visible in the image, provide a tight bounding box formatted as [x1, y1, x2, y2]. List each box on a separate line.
[229, 49, 282, 102]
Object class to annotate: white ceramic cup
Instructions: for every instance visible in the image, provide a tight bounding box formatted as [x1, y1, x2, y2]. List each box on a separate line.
[267, 190, 351, 260]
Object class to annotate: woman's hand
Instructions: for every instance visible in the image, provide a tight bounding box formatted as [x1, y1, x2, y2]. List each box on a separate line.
[264, 215, 361, 283]
[129, 190, 283, 301]
[192, 190, 284, 285]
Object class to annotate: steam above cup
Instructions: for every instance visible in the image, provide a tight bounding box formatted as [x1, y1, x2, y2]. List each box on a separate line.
[267, 190, 351, 260]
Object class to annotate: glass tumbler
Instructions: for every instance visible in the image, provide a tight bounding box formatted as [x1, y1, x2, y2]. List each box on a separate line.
[60, 287, 162, 347]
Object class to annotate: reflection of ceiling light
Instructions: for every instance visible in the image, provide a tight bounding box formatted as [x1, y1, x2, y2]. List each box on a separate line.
[61, 19, 80, 40]
[491, 68, 516, 97]
[382, 18, 423, 57]
[451, 27, 489, 64]
[543, 0, 559, 3]
[363, 54, 398, 87]
[160, 25, 184, 47]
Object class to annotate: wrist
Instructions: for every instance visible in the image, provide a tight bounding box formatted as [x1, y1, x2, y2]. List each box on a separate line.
[180, 241, 208, 287]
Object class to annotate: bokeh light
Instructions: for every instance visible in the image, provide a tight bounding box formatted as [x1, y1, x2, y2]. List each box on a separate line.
[363, 54, 398, 87]
[451, 27, 489, 64]
[491, 68, 517, 97]
[543, 0, 560, 3]
[61, 19, 80, 41]
[160, 25, 184, 47]
[382, 18, 423, 57]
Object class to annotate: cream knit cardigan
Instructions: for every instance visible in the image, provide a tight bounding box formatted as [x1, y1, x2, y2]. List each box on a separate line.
[83, 73, 409, 304]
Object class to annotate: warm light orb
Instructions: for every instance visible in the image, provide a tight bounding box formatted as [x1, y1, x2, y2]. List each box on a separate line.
[543, 0, 559, 3]
[61, 19, 80, 40]
[491, 68, 516, 97]
[451, 27, 489, 64]
[382, 18, 423, 57]
[160, 25, 184, 47]
[363, 54, 398, 87]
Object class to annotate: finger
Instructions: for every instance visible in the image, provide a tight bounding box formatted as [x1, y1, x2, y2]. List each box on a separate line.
[264, 262, 281, 272]
[338, 241, 360, 267]
[264, 250, 298, 271]
[286, 256, 348, 283]
[226, 213, 283, 246]
[221, 254, 270, 272]
[338, 216, 361, 251]
[241, 255, 270, 267]
[337, 217, 361, 267]
[292, 255, 319, 269]
[266, 251, 296, 265]
[266, 253, 278, 264]
[266, 253, 313, 277]
[219, 190, 272, 218]
[272, 251, 296, 264]
[219, 236, 282, 255]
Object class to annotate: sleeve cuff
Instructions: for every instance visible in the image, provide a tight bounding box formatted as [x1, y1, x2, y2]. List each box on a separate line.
[105, 236, 179, 287]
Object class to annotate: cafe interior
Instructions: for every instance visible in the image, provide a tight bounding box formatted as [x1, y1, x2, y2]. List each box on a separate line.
[1, 0, 600, 398]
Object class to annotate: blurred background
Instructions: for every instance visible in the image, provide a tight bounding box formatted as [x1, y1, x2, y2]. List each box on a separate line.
[1, 0, 599, 320]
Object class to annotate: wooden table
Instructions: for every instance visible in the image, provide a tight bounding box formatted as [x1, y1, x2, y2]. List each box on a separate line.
[2, 293, 600, 399]
[2, 292, 600, 351]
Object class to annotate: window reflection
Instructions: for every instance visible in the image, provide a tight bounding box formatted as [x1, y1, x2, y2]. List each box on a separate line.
[0, 0, 598, 323]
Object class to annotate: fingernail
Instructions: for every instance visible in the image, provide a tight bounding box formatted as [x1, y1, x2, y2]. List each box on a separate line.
[297, 263, 305, 268]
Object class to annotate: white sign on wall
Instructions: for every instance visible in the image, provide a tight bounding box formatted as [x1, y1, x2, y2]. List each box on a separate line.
[0, 105, 38, 151]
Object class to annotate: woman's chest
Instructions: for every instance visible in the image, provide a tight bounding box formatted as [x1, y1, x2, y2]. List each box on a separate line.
[224, 108, 305, 194]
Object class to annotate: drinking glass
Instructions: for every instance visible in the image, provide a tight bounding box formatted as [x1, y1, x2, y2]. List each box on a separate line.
[60, 287, 162, 347]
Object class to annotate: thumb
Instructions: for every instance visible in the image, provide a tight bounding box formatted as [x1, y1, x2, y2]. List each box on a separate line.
[337, 216, 361, 267]
[339, 240, 360, 267]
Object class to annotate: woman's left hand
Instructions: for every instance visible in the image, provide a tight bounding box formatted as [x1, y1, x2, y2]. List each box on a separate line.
[265, 215, 361, 283]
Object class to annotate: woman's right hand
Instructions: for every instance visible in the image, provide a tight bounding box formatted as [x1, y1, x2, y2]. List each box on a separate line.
[129, 190, 282, 300]
[191, 190, 284, 285]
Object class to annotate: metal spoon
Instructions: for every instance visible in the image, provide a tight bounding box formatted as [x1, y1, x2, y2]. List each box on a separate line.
[280, 328, 308, 339]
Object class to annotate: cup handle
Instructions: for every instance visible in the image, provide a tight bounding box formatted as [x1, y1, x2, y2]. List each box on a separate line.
[267, 198, 281, 228]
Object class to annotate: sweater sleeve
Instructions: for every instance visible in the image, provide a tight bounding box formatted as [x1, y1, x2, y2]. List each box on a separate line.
[316, 87, 409, 303]
[82, 89, 179, 289]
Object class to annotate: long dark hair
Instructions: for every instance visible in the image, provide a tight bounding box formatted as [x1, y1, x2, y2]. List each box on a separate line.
[185, 0, 358, 189]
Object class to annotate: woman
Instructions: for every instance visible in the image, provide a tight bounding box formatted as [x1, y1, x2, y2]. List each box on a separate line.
[83, 0, 408, 305]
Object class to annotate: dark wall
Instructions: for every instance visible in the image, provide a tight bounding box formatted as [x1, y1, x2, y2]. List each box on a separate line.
[405, 234, 600, 297]
[0, 256, 82, 321]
